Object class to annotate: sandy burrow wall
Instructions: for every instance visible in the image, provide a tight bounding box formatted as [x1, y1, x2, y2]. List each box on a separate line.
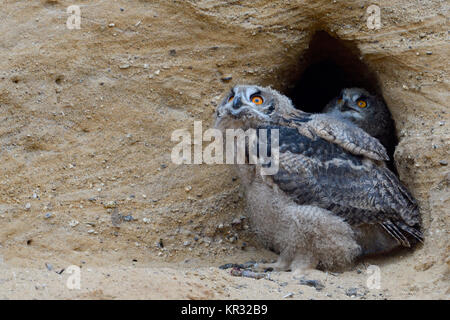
[0, 0, 448, 275]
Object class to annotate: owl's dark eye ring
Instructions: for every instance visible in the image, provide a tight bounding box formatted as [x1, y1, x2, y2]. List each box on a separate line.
[251, 95, 264, 105]
[357, 100, 367, 108]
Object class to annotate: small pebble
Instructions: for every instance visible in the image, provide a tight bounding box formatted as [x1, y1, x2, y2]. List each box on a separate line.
[123, 215, 134, 222]
[439, 160, 448, 166]
[299, 279, 325, 291]
[230, 268, 266, 280]
[231, 218, 241, 225]
[241, 261, 255, 268]
[104, 201, 117, 209]
[346, 288, 358, 297]
[219, 263, 238, 270]
[69, 220, 79, 227]
[44, 212, 53, 219]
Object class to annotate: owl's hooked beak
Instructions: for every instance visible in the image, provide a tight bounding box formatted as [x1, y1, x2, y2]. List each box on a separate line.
[228, 94, 251, 118]
[219, 89, 271, 122]
[232, 95, 243, 110]
[339, 97, 360, 113]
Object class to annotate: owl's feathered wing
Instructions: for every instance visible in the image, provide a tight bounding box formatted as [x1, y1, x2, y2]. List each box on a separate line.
[275, 110, 389, 161]
[262, 125, 422, 247]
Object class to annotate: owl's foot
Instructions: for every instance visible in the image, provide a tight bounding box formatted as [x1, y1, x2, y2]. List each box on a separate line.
[251, 256, 292, 272]
[250, 262, 286, 273]
[250, 251, 316, 273]
[289, 254, 319, 276]
[219, 250, 318, 274]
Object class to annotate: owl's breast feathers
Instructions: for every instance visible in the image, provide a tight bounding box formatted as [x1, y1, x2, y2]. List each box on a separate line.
[259, 119, 422, 247]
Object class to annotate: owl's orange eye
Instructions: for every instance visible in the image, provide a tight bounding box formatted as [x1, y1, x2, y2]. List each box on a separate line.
[357, 100, 367, 108]
[337, 99, 343, 104]
[251, 96, 263, 105]
[228, 95, 234, 103]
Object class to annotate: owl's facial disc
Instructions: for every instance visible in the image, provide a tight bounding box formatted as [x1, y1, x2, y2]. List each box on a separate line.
[220, 85, 275, 121]
[338, 90, 368, 119]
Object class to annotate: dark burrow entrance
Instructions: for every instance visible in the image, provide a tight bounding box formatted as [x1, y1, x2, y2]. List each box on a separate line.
[285, 31, 383, 113]
[284, 31, 398, 169]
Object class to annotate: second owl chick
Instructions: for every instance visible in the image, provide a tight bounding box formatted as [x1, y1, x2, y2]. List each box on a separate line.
[323, 88, 396, 156]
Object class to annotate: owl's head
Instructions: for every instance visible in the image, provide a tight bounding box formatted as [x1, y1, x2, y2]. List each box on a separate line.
[324, 88, 388, 122]
[323, 87, 395, 150]
[215, 85, 294, 130]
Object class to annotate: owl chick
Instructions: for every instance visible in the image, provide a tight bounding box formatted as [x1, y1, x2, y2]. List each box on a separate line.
[215, 85, 422, 271]
[323, 88, 396, 156]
